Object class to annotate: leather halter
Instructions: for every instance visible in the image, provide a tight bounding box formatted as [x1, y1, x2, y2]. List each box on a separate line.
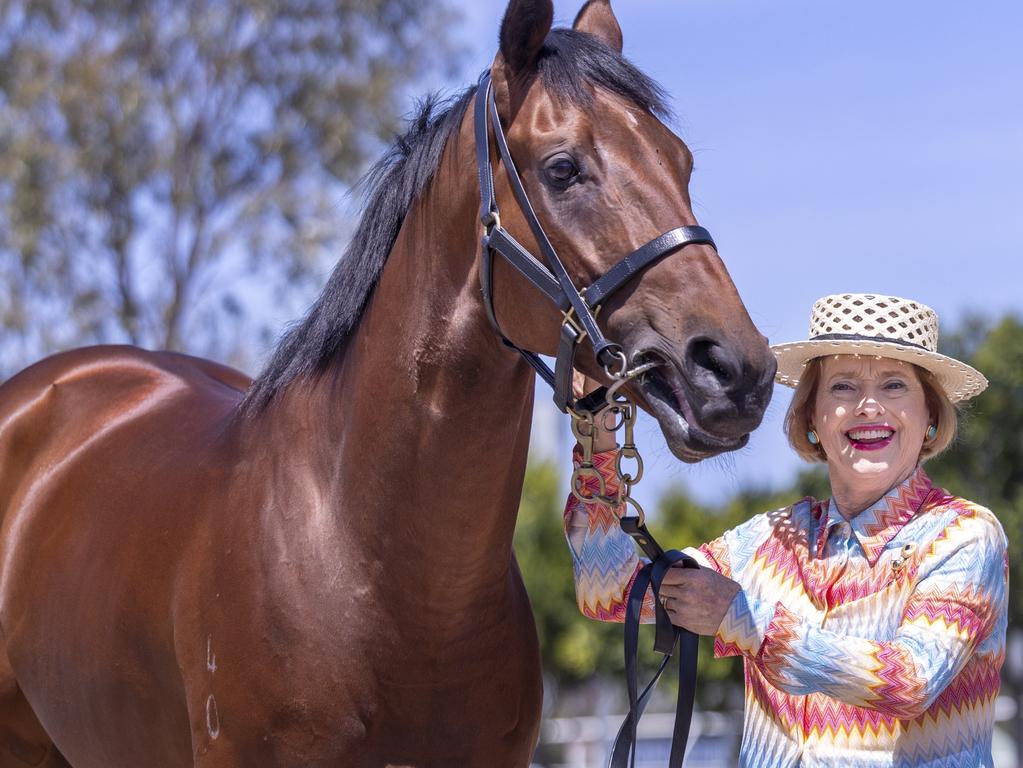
[473, 72, 717, 413]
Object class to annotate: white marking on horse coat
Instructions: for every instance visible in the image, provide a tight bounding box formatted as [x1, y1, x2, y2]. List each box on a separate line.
[206, 636, 217, 674]
[206, 694, 221, 740]
[625, 110, 640, 128]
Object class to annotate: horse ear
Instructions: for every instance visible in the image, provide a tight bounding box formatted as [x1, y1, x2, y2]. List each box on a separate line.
[572, 0, 623, 54]
[498, 0, 554, 77]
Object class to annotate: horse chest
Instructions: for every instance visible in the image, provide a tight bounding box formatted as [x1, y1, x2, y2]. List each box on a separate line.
[184, 551, 542, 765]
[192, 623, 541, 767]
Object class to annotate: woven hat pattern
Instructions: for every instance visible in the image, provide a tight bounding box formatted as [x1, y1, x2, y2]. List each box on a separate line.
[811, 294, 938, 351]
[772, 293, 988, 402]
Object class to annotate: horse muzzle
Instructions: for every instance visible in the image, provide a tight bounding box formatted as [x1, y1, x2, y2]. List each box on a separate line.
[629, 341, 775, 462]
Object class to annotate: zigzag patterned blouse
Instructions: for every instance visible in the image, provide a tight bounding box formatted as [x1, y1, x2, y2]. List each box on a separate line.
[564, 450, 1008, 767]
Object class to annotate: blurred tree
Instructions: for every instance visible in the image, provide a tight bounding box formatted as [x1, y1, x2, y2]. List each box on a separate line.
[0, 0, 456, 375]
[928, 314, 1023, 624]
[514, 461, 622, 687]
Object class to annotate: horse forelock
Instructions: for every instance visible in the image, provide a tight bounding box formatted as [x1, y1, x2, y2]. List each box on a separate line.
[536, 29, 671, 120]
[241, 28, 671, 414]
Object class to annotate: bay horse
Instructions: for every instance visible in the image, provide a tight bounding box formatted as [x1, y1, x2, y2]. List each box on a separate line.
[0, 1, 775, 765]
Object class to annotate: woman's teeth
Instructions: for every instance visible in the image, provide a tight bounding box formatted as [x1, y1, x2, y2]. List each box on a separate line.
[847, 428, 894, 442]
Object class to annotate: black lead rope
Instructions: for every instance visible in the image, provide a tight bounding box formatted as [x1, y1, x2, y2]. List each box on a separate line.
[611, 523, 701, 768]
[608, 518, 701, 768]
[473, 71, 717, 413]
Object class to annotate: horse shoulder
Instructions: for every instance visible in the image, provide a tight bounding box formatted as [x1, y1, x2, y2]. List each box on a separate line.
[0, 346, 257, 764]
[0, 344, 252, 613]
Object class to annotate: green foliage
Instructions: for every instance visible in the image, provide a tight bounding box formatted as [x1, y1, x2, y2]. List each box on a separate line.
[0, 0, 456, 374]
[513, 462, 623, 681]
[928, 314, 1023, 625]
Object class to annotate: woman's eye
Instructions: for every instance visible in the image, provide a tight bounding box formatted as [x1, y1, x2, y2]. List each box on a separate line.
[544, 155, 580, 185]
[831, 382, 854, 393]
[884, 380, 907, 391]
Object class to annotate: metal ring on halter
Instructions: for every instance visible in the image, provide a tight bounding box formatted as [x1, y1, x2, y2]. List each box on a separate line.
[616, 446, 644, 486]
[480, 210, 501, 231]
[619, 494, 646, 527]
[600, 407, 627, 433]
[572, 465, 607, 503]
[602, 350, 629, 380]
[605, 359, 660, 405]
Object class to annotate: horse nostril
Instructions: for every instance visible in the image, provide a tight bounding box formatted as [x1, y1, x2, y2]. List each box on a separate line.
[687, 338, 741, 391]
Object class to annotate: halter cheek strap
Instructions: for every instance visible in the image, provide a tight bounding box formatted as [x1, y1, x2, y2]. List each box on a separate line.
[473, 72, 716, 412]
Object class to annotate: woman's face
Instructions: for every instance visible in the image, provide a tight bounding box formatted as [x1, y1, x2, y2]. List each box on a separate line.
[812, 355, 931, 498]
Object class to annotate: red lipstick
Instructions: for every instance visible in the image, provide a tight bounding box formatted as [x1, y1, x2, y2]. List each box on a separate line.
[845, 423, 895, 452]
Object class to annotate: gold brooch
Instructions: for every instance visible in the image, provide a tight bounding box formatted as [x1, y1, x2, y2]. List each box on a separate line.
[890, 543, 917, 575]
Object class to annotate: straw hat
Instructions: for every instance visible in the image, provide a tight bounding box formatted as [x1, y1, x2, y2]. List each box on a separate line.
[771, 293, 988, 403]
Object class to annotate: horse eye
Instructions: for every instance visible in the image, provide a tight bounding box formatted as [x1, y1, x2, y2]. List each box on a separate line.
[544, 155, 580, 186]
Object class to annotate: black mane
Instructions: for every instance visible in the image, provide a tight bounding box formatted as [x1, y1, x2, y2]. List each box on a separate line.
[242, 28, 669, 412]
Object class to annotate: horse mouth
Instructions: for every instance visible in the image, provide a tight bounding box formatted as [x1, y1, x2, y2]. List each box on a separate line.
[632, 357, 749, 463]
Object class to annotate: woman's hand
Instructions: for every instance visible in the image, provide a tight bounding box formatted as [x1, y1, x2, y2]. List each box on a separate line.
[658, 565, 741, 636]
[571, 370, 617, 452]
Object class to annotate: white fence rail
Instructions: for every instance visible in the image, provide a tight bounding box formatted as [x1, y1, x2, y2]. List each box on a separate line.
[536, 703, 1019, 768]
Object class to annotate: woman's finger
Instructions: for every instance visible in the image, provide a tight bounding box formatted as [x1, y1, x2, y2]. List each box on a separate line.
[657, 565, 741, 635]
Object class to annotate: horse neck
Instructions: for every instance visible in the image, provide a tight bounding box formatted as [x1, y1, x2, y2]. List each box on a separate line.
[257, 113, 539, 597]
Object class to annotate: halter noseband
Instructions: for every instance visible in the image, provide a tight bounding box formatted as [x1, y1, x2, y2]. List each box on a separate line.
[473, 71, 717, 413]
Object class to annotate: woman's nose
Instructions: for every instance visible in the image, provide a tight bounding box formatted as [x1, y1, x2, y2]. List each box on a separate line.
[857, 395, 884, 416]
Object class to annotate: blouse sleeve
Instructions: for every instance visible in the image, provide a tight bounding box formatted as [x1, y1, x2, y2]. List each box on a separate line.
[721, 508, 1009, 719]
[563, 447, 654, 622]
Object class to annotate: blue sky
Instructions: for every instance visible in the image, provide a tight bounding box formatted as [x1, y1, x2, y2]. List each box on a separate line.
[441, 0, 1023, 504]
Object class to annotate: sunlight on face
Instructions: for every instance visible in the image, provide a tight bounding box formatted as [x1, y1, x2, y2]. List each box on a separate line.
[812, 355, 931, 510]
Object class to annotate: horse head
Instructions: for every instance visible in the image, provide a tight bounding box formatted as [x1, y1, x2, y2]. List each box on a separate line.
[483, 0, 776, 461]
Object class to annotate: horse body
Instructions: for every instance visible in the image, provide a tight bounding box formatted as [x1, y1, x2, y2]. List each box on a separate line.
[0, 99, 542, 766]
[0, 1, 777, 764]
[0, 347, 241, 766]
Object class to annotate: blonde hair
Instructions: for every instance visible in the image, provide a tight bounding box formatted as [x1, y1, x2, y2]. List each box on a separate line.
[784, 358, 959, 463]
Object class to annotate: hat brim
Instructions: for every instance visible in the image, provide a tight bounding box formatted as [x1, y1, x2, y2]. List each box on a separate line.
[770, 338, 988, 403]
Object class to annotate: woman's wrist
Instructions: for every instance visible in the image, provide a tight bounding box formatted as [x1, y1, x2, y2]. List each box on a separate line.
[571, 372, 618, 452]
[573, 413, 618, 453]
[592, 430, 618, 452]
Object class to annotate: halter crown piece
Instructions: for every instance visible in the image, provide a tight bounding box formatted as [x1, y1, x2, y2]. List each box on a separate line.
[473, 71, 718, 413]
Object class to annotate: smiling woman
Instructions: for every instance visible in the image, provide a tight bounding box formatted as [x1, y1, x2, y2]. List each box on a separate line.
[784, 357, 959, 466]
[566, 293, 1007, 767]
[786, 356, 957, 517]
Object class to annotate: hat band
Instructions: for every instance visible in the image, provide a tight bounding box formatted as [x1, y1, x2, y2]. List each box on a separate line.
[810, 333, 931, 353]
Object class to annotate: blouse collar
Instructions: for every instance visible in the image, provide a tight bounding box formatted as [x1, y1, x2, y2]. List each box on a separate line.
[819, 466, 935, 565]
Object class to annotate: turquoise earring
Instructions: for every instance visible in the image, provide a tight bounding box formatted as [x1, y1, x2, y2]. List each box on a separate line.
[807, 429, 820, 446]
[926, 424, 937, 441]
